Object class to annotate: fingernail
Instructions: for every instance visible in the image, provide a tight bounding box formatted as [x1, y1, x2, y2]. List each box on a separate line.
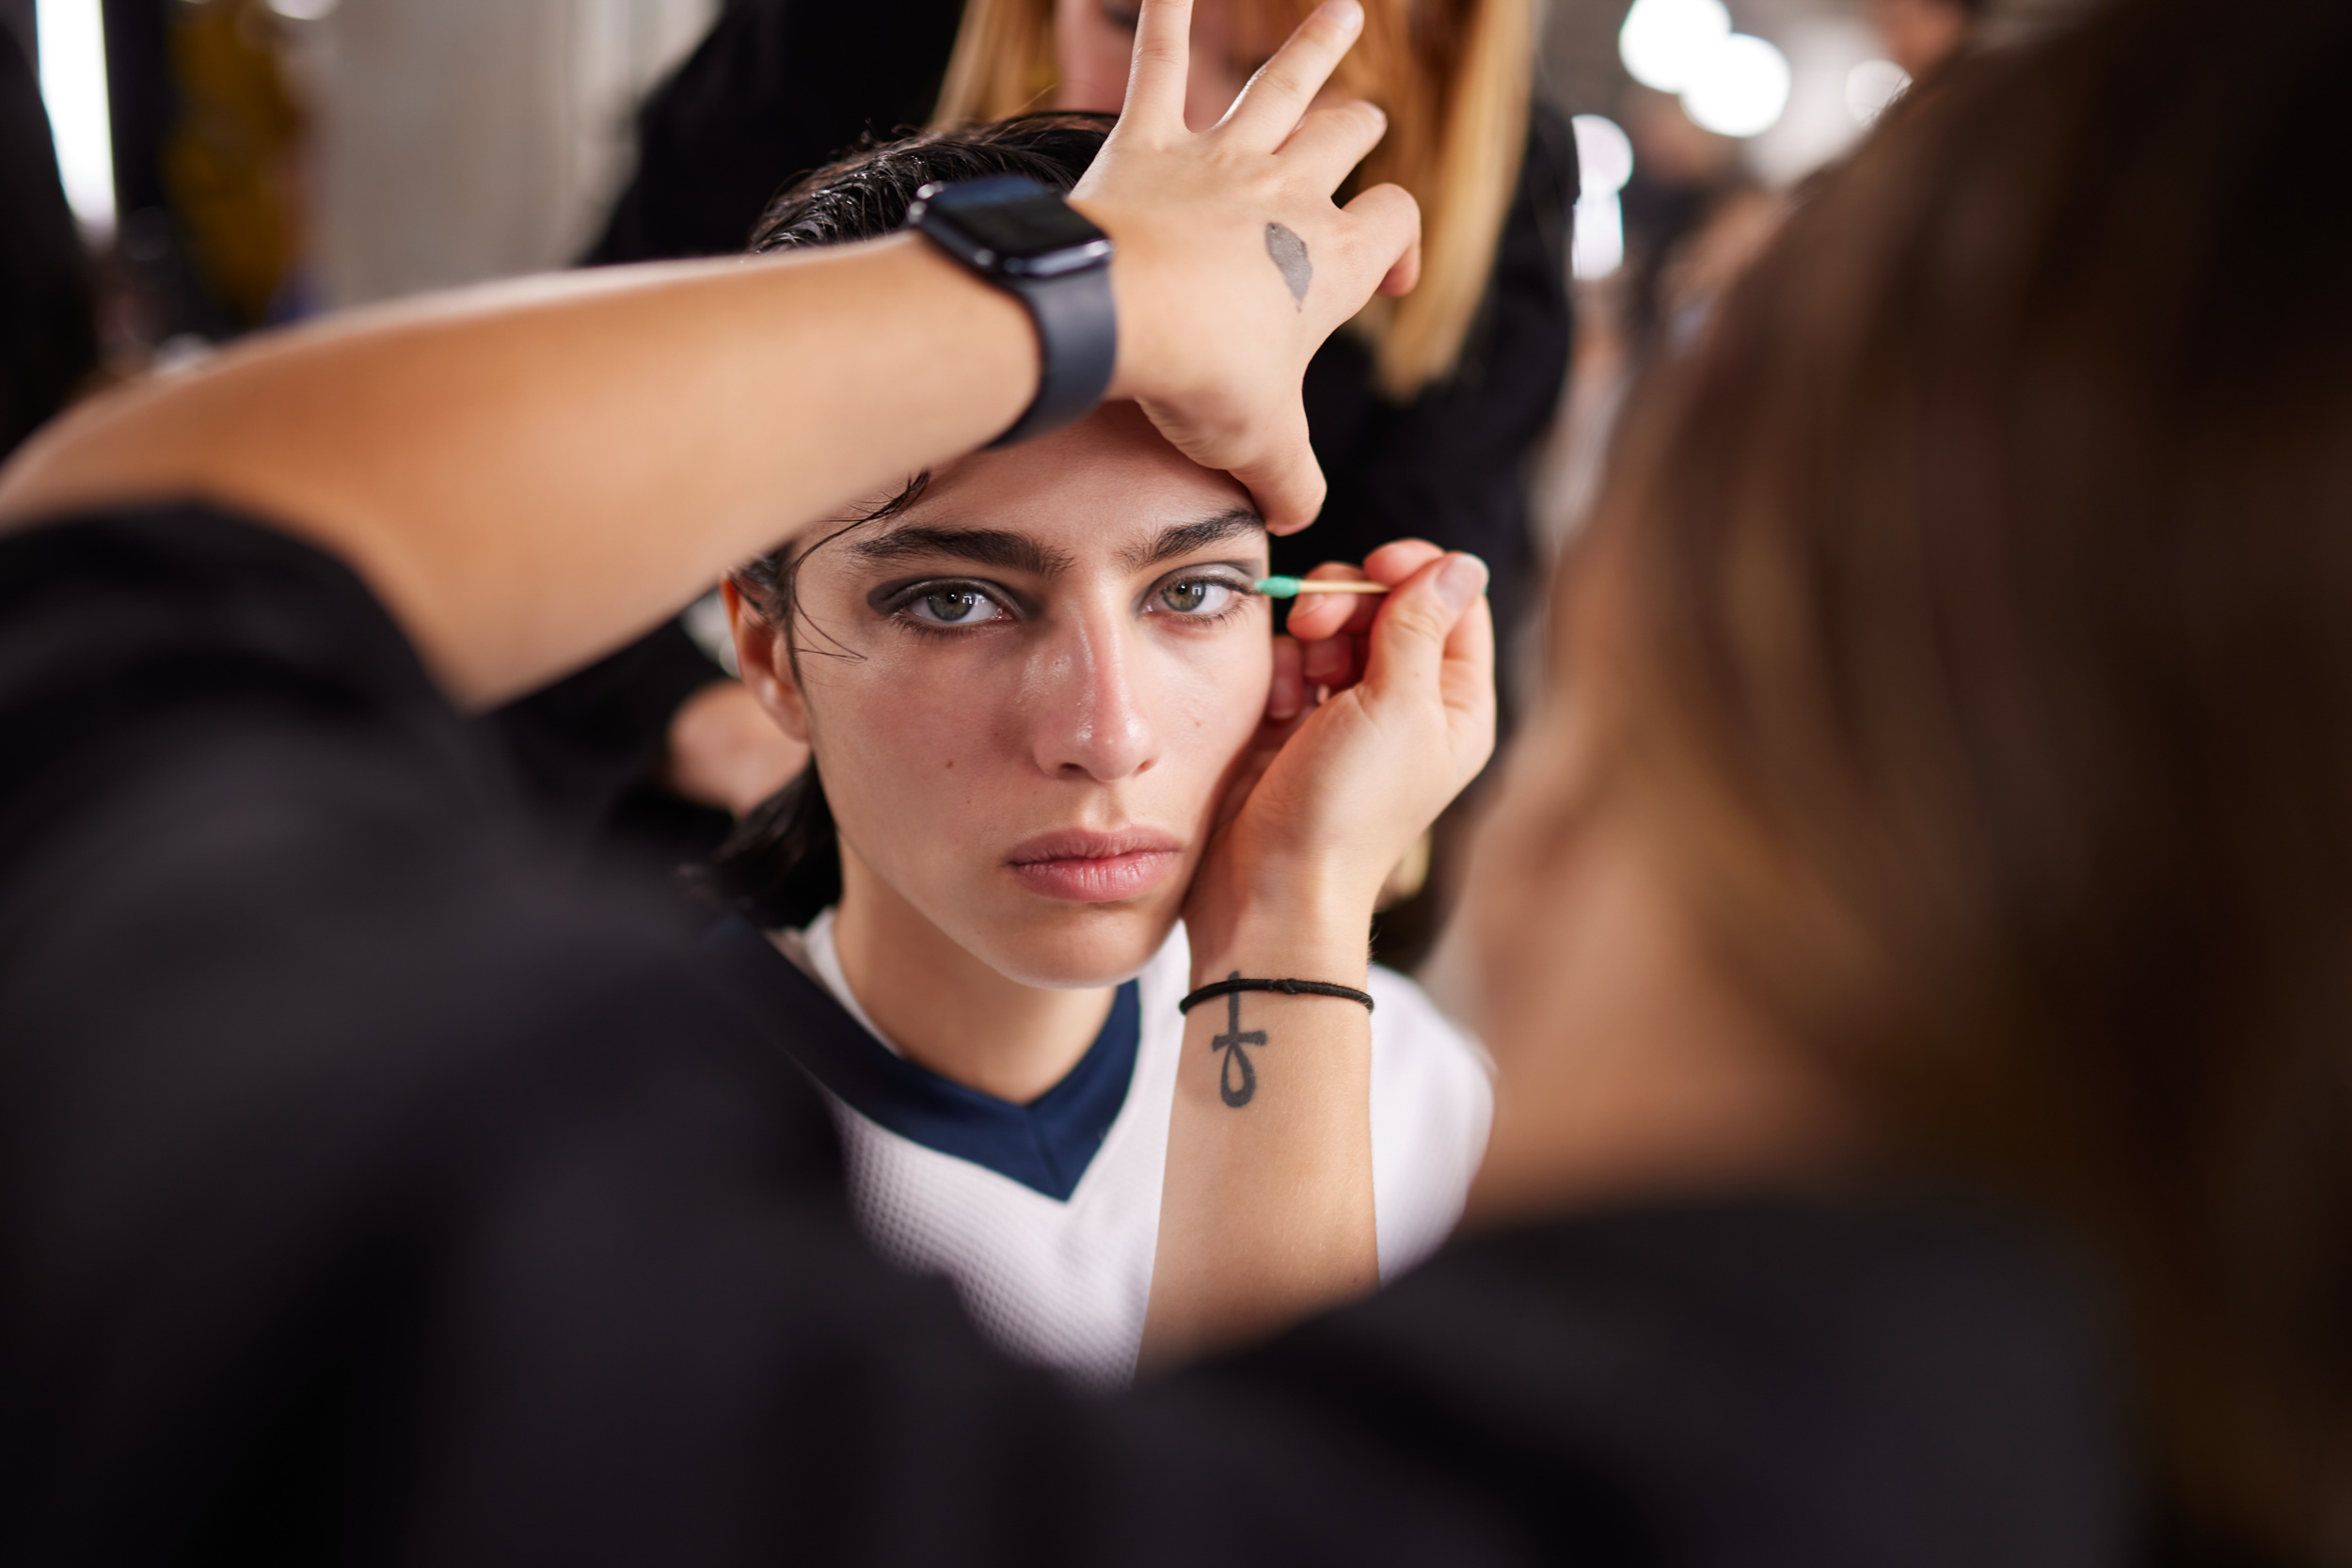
[1437, 554, 1487, 610]
[1318, 0, 1364, 33]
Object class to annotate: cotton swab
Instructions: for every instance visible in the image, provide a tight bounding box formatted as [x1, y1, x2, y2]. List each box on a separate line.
[1253, 576, 1391, 598]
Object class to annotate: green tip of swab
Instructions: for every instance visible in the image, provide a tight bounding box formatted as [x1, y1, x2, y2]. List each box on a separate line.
[1254, 576, 1306, 598]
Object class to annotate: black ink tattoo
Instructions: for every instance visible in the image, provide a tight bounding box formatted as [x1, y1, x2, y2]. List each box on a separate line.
[1265, 223, 1311, 309]
[1209, 974, 1268, 1107]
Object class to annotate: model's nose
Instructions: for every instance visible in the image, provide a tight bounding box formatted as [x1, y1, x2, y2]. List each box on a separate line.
[1027, 615, 1158, 783]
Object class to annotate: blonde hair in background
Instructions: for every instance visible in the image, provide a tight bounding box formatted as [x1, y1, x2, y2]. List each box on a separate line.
[934, 0, 1533, 399]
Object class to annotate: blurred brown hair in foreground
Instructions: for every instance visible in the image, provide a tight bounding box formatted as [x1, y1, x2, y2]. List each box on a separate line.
[1571, 0, 2352, 1556]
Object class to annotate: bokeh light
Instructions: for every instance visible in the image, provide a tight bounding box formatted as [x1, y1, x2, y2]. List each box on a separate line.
[1618, 0, 1731, 95]
[1570, 114, 1634, 280]
[1845, 58, 1911, 125]
[36, 0, 115, 235]
[1682, 33, 1792, 139]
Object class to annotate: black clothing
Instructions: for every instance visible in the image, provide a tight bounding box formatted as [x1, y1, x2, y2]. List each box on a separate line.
[0, 504, 2134, 1563]
[583, 0, 969, 266]
[0, 24, 99, 459]
[1147, 1198, 2134, 1568]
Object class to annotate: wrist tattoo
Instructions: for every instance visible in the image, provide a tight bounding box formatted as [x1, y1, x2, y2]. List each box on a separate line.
[1265, 223, 1311, 309]
[1208, 975, 1268, 1107]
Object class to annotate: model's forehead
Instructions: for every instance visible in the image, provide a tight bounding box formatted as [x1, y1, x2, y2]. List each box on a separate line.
[902, 404, 1255, 544]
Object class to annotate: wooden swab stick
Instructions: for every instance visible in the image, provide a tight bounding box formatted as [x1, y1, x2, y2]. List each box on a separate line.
[1252, 576, 1391, 598]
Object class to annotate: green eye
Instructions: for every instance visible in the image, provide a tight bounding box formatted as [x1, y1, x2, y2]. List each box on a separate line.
[1159, 578, 1240, 616]
[921, 589, 987, 623]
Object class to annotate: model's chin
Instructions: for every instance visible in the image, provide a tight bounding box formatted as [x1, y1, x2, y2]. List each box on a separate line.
[968, 897, 1181, 991]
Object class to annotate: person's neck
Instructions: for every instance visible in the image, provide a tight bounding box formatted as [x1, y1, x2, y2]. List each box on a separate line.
[829, 848, 1116, 1105]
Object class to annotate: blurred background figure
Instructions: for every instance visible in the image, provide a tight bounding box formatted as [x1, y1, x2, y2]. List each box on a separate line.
[585, 0, 964, 266]
[1, 6, 97, 460]
[155, 0, 310, 330]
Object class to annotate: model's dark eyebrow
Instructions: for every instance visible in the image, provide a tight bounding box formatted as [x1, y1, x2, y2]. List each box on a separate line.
[849, 525, 1075, 578]
[1120, 509, 1267, 572]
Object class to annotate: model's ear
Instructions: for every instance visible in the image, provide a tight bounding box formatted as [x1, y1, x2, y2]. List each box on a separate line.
[723, 578, 811, 745]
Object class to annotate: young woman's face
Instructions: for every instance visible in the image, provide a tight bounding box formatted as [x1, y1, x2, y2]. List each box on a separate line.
[737, 404, 1272, 988]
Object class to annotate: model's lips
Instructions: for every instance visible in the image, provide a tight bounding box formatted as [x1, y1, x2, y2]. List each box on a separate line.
[1004, 828, 1184, 904]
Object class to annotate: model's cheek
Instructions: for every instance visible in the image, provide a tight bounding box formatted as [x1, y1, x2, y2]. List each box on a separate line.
[1153, 640, 1274, 828]
[803, 662, 1008, 895]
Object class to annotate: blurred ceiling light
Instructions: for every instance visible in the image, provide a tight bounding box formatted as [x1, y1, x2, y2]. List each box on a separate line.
[1845, 58, 1910, 124]
[36, 0, 115, 236]
[268, 0, 341, 17]
[1618, 0, 1729, 94]
[1682, 32, 1791, 139]
[1572, 114, 1635, 198]
[1570, 114, 1634, 281]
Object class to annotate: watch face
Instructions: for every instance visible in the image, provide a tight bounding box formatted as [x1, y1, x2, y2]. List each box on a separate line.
[920, 176, 1110, 274]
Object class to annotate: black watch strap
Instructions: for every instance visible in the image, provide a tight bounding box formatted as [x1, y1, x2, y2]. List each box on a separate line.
[991, 265, 1118, 448]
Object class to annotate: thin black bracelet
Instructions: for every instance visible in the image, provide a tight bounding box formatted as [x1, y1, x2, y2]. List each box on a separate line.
[1178, 976, 1375, 1015]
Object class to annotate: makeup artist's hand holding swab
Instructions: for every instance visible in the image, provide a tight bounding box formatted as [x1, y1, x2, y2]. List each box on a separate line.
[1184, 540, 1495, 961]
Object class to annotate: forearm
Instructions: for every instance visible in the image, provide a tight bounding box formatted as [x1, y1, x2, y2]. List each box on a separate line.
[0, 237, 1031, 707]
[1142, 900, 1378, 1369]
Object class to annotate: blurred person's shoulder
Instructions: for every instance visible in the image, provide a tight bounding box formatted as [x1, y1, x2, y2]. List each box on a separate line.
[0, 500, 835, 1165]
[0, 501, 882, 1557]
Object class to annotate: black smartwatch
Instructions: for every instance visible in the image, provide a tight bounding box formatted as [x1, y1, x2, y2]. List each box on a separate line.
[908, 175, 1117, 448]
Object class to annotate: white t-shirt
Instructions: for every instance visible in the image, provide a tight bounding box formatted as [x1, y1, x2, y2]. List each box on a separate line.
[770, 909, 1492, 1389]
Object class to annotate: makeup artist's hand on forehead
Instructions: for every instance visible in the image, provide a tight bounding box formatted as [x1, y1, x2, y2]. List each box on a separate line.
[1072, 0, 1419, 535]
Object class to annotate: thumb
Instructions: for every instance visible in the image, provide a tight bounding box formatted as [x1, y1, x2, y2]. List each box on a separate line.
[1359, 551, 1488, 705]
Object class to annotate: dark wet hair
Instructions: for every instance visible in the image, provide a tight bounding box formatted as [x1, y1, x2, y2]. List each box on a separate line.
[702, 114, 1111, 929]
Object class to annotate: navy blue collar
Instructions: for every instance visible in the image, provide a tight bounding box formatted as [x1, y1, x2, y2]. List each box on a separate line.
[701, 914, 1140, 1201]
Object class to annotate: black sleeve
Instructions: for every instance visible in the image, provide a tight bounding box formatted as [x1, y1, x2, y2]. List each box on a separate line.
[583, 0, 968, 266]
[1280, 103, 1578, 649]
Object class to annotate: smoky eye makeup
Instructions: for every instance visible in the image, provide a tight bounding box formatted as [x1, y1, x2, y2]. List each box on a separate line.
[1141, 560, 1262, 622]
[867, 575, 1028, 631]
